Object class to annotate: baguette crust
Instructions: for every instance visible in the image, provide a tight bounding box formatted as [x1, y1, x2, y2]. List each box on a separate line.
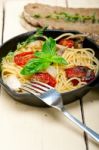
[22, 3, 99, 34]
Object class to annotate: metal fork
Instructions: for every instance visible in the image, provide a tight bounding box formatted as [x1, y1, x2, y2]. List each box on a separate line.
[21, 80, 99, 142]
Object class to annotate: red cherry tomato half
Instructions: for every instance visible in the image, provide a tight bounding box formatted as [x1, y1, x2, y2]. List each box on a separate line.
[59, 39, 74, 48]
[14, 51, 34, 66]
[65, 66, 95, 86]
[32, 72, 56, 87]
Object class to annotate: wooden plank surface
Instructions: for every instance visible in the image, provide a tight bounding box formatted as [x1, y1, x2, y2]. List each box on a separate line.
[68, 0, 99, 8]
[0, 0, 86, 150]
[0, 89, 85, 150]
[0, 0, 3, 45]
[3, 0, 67, 42]
[82, 89, 99, 150]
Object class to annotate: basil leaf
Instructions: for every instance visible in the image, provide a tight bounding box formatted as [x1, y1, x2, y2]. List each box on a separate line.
[51, 56, 67, 65]
[34, 51, 52, 59]
[42, 37, 56, 55]
[20, 37, 68, 75]
[21, 58, 50, 75]
[35, 38, 57, 58]
[34, 51, 47, 58]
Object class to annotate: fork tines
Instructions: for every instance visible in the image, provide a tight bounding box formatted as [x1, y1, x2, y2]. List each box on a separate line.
[22, 80, 53, 95]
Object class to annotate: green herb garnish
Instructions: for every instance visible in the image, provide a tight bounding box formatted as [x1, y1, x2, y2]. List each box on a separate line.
[33, 14, 41, 18]
[21, 37, 67, 75]
[45, 15, 51, 18]
[91, 12, 96, 23]
[4, 51, 14, 62]
[17, 26, 47, 49]
[32, 11, 99, 23]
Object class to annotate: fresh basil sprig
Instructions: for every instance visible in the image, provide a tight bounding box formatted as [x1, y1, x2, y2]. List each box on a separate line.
[17, 26, 47, 49]
[21, 37, 67, 75]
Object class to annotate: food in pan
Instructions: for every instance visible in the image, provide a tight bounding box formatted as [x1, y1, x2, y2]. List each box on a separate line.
[1, 28, 99, 93]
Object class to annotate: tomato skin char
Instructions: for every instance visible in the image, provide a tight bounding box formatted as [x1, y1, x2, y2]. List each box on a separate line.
[65, 66, 95, 85]
[58, 39, 74, 48]
[32, 72, 56, 87]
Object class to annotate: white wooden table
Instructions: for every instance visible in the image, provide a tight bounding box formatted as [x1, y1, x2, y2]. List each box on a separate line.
[0, 0, 99, 150]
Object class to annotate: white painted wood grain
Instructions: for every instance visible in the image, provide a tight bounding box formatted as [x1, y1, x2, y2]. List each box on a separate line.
[67, 0, 99, 149]
[68, 0, 99, 8]
[82, 89, 99, 149]
[0, 0, 86, 150]
[0, 88, 85, 150]
[3, 0, 32, 42]
[3, 0, 67, 42]
[0, 0, 3, 45]
[39, 0, 67, 7]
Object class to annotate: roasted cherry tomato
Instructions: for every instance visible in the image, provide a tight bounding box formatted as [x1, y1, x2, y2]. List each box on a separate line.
[14, 51, 34, 66]
[32, 72, 56, 87]
[59, 39, 74, 48]
[65, 66, 95, 86]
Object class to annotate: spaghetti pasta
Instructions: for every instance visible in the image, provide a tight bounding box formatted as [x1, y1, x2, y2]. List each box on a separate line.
[1, 33, 99, 93]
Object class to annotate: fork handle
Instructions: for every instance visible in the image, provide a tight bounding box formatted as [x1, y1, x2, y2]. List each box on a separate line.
[61, 109, 99, 142]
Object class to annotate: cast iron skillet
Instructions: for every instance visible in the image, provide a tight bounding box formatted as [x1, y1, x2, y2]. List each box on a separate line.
[0, 30, 99, 107]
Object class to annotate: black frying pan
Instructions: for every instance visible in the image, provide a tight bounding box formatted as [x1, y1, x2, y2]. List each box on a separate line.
[0, 30, 99, 107]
